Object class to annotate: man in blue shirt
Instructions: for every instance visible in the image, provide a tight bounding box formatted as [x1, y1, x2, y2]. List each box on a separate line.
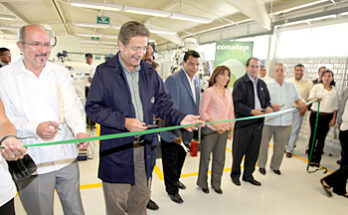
[85, 21, 203, 215]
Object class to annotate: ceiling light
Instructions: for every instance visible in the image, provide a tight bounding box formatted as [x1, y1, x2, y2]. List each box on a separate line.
[0, 14, 17, 20]
[70, 0, 122, 11]
[75, 33, 116, 39]
[73, 22, 177, 35]
[73, 22, 121, 29]
[148, 28, 177, 35]
[70, 0, 212, 23]
[170, 12, 212, 24]
[0, 26, 20, 31]
[79, 39, 117, 45]
[123, 6, 171, 17]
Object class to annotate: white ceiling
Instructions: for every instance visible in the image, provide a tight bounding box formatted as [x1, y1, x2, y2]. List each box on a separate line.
[0, 0, 346, 51]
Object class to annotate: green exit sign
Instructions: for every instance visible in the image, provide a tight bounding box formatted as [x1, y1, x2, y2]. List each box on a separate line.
[91, 37, 100, 40]
[97, 16, 110, 24]
[95, 56, 101, 60]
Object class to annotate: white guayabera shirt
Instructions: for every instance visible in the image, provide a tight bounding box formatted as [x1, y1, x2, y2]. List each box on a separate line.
[0, 57, 86, 174]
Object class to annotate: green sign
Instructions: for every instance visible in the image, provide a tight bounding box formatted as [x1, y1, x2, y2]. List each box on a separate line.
[97, 16, 110, 24]
[214, 41, 253, 87]
[95, 56, 101, 60]
[91, 37, 100, 40]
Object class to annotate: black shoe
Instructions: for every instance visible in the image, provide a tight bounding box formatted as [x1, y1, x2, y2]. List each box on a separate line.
[201, 187, 209, 194]
[242, 178, 261, 186]
[213, 187, 223, 194]
[169, 193, 184, 203]
[259, 168, 266, 175]
[231, 177, 241, 186]
[177, 181, 186, 190]
[272, 169, 281, 175]
[146, 199, 159, 210]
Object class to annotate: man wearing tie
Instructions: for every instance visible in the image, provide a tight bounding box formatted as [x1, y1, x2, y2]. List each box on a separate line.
[160, 50, 200, 203]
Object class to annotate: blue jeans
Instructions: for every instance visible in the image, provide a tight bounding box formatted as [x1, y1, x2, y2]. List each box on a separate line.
[150, 133, 159, 175]
[286, 109, 304, 153]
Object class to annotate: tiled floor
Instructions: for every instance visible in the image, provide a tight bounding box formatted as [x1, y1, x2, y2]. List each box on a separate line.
[14, 137, 348, 215]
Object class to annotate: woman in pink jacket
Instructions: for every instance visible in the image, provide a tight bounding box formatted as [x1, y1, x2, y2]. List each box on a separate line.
[197, 66, 235, 194]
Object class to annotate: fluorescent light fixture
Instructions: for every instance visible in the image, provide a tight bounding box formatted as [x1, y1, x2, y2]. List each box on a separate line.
[123, 6, 171, 17]
[79, 39, 117, 45]
[74, 22, 176, 35]
[339, 11, 348, 16]
[70, 0, 122, 11]
[0, 14, 16, 20]
[0, 26, 20, 31]
[149, 28, 177, 35]
[75, 33, 116, 39]
[73, 22, 121, 29]
[170, 12, 212, 24]
[70, 0, 212, 23]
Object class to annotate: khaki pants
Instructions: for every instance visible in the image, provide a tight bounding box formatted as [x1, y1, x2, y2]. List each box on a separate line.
[102, 146, 150, 215]
[258, 125, 289, 170]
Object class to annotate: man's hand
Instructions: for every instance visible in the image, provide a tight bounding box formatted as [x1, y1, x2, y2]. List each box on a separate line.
[329, 119, 336, 128]
[296, 99, 306, 110]
[76, 133, 90, 151]
[250, 109, 264, 116]
[124, 118, 147, 132]
[180, 115, 205, 132]
[299, 107, 307, 116]
[173, 136, 182, 144]
[265, 107, 273, 113]
[36, 121, 59, 140]
[0, 136, 27, 161]
[271, 104, 280, 112]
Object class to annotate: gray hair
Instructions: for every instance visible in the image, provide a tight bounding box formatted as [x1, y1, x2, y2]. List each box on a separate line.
[118, 21, 150, 46]
[18, 24, 51, 43]
[274, 63, 287, 71]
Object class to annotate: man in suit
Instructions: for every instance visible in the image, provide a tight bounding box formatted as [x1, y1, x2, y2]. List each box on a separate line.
[231, 57, 272, 187]
[160, 50, 200, 203]
[85, 22, 203, 215]
[0, 47, 11, 68]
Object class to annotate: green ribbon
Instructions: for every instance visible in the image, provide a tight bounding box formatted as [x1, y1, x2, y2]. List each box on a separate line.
[0, 99, 318, 149]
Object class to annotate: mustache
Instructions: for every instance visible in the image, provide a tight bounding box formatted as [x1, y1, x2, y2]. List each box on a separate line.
[35, 53, 47, 57]
[132, 55, 142, 60]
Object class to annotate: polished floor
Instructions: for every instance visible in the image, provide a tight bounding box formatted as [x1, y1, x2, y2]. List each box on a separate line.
[14, 136, 348, 215]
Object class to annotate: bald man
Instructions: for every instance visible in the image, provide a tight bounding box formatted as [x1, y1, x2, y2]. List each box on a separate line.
[0, 24, 89, 215]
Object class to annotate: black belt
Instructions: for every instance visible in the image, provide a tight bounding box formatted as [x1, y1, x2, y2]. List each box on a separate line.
[311, 111, 333, 116]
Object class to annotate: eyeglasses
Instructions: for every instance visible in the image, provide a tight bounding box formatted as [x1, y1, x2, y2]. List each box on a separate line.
[21, 41, 51, 48]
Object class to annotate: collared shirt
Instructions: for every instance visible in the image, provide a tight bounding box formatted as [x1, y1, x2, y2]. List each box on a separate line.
[119, 55, 143, 122]
[341, 98, 348, 131]
[309, 84, 339, 113]
[265, 80, 301, 126]
[86, 64, 96, 87]
[183, 68, 197, 104]
[0, 157, 16, 207]
[0, 61, 6, 67]
[0, 57, 86, 174]
[200, 85, 235, 131]
[247, 73, 261, 109]
[288, 77, 313, 101]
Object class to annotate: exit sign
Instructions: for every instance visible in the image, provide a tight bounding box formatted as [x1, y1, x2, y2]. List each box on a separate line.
[91, 37, 100, 40]
[95, 56, 101, 60]
[97, 16, 110, 24]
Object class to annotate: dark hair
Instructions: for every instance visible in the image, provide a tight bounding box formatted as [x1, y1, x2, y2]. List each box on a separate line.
[118, 21, 150, 46]
[318, 66, 326, 73]
[183, 50, 200, 62]
[85, 53, 93, 58]
[208, 65, 231, 88]
[320, 69, 334, 80]
[0, 47, 10, 56]
[246, 57, 259, 67]
[294, 64, 304, 69]
[151, 61, 159, 69]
